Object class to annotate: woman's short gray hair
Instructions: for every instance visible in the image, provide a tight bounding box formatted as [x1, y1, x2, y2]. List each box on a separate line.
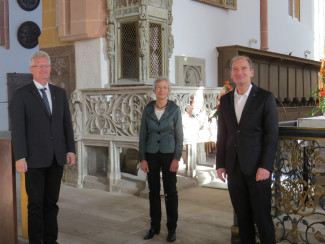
[29, 51, 51, 66]
[153, 77, 171, 91]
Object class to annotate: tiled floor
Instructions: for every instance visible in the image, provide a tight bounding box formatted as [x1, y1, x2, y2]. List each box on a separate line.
[17, 177, 234, 244]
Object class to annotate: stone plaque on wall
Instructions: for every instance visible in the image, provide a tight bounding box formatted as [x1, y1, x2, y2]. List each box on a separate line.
[7, 73, 33, 130]
[42, 46, 76, 96]
[175, 56, 206, 87]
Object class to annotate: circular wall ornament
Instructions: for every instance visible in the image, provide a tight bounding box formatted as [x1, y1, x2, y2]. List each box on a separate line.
[17, 0, 40, 11]
[17, 21, 41, 49]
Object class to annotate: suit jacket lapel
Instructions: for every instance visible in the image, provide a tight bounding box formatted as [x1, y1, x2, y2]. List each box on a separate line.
[147, 103, 159, 122]
[29, 83, 51, 118]
[239, 84, 258, 125]
[30, 82, 50, 118]
[229, 91, 238, 126]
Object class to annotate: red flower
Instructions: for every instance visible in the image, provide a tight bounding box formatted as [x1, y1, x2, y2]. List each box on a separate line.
[320, 88, 325, 97]
[225, 81, 230, 85]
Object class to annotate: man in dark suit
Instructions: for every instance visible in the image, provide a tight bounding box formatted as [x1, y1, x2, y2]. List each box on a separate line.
[216, 55, 278, 244]
[11, 51, 75, 244]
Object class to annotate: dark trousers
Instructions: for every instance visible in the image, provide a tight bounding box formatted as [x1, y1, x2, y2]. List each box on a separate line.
[146, 152, 178, 233]
[25, 157, 64, 244]
[227, 162, 275, 244]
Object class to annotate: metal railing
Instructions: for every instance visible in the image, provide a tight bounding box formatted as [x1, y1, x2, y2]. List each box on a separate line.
[272, 125, 325, 243]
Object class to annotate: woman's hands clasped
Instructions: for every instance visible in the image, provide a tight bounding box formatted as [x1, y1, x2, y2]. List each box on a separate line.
[140, 159, 179, 173]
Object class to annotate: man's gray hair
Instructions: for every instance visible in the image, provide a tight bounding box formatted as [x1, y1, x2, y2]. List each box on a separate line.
[230, 55, 253, 70]
[153, 77, 171, 91]
[29, 51, 51, 66]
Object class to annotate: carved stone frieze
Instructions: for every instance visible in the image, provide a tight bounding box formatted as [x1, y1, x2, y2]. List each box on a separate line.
[69, 86, 221, 191]
[149, 0, 167, 8]
[115, 0, 140, 8]
[84, 93, 154, 136]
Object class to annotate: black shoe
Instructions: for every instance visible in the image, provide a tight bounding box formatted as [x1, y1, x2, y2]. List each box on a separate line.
[143, 228, 160, 240]
[167, 232, 176, 242]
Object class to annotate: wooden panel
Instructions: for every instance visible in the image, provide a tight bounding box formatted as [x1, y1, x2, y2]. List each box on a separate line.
[0, 139, 17, 244]
[303, 69, 311, 97]
[269, 64, 279, 98]
[279, 66, 288, 100]
[252, 62, 259, 86]
[288, 67, 296, 99]
[259, 63, 269, 90]
[311, 70, 318, 92]
[296, 68, 303, 98]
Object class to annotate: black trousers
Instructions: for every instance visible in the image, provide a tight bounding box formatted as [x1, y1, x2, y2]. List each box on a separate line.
[25, 157, 64, 244]
[146, 152, 178, 233]
[227, 162, 275, 244]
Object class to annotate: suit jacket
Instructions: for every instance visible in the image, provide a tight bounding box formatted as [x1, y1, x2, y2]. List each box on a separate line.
[10, 82, 75, 168]
[216, 83, 278, 175]
[139, 100, 183, 161]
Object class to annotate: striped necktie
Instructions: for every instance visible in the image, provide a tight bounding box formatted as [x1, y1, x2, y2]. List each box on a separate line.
[40, 88, 51, 116]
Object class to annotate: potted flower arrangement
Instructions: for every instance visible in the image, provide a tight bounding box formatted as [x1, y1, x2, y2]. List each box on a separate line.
[208, 81, 233, 122]
[307, 58, 325, 116]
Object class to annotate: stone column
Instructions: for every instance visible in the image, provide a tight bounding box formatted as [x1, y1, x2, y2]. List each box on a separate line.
[260, 0, 268, 51]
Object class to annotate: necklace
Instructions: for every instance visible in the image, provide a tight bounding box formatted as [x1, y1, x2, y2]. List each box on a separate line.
[155, 102, 167, 109]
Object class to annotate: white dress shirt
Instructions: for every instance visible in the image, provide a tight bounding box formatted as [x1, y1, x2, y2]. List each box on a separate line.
[33, 80, 52, 113]
[234, 84, 252, 123]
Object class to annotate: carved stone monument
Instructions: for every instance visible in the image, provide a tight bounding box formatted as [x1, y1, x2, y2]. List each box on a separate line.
[107, 0, 174, 86]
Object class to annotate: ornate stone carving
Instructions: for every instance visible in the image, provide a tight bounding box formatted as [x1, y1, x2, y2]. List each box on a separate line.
[115, 0, 140, 8]
[69, 86, 221, 190]
[106, 0, 173, 85]
[149, 0, 167, 8]
[85, 93, 154, 136]
[42, 46, 76, 96]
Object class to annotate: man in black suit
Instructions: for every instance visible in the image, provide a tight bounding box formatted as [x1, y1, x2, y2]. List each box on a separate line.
[11, 51, 75, 244]
[216, 56, 278, 244]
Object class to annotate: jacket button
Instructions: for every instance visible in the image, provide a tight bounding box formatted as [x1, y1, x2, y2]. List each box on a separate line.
[50, 136, 53, 140]
[157, 122, 160, 126]
[158, 132, 160, 134]
[237, 130, 240, 133]
[158, 140, 160, 143]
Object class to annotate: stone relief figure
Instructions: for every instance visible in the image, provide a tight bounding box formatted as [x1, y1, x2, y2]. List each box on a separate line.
[167, 26, 174, 58]
[139, 21, 147, 57]
[50, 57, 71, 95]
[184, 66, 203, 87]
[70, 90, 82, 136]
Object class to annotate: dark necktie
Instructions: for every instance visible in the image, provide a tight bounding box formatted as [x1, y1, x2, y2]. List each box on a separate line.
[40, 88, 51, 116]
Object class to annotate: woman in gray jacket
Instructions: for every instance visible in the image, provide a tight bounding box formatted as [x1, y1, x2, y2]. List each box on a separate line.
[139, 77, 183, 243]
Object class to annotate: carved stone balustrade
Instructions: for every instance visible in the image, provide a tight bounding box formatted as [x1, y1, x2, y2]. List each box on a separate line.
[65, 86, 221, 192]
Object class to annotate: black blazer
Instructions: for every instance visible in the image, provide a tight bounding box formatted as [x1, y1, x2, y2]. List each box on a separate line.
[10, 82, 75, 168]
[216, 83, 278, 175]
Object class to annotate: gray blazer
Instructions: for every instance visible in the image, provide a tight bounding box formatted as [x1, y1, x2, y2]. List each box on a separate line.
[139, 100, 183, 161]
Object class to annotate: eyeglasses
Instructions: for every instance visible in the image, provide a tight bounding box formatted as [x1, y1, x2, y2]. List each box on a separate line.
[31, 65, 51, 69]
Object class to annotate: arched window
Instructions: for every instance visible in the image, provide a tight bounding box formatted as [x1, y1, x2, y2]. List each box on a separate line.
[289, 0, 300, 21]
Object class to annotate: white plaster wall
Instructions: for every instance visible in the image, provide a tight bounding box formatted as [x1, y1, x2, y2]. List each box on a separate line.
[0, 1, 42, 131]
[170, 0, 260, 88]
[75, 38, 109, 89]
[268, 0, 314, 59]
[170, 0, 316, 88]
